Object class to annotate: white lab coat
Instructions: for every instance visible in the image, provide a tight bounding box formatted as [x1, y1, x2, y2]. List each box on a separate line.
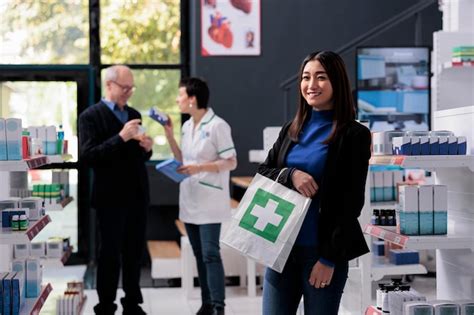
[179, 108, 237, 224]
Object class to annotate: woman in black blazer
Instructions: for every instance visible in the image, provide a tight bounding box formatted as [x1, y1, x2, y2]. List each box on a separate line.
[258, 51, 371, 314]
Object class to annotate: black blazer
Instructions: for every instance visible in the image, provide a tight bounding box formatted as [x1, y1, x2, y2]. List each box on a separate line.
[79, 101, 152, 209]
[257, 119, 371, 263]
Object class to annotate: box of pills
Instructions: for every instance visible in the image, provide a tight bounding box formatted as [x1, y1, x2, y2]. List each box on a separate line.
[29, 242, 46, 258]
[374, 172, 384, 202]
[398, 185, 419, 235]
[439, 136, 449, 155]
[418, 185, 434, 235]
[433, 185, 448, 235]
[430, 136, 440, 155]
[25, 258, 41, 298]
[411, 137, 421, 155]
[14, 244, 29, 259]
[0, 118, 7, 160]
[420, 136, 430, 155]
[392, 136, 412, 155]
[383, 171, 394, 201]
[5, 118, 22, 160]
[448, 136, 458, 155]
[457, 136, 467, 155]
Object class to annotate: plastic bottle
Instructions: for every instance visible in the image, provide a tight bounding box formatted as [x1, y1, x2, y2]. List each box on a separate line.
[11, 215, 19, 231]
[19, 214, 28, 231]
[57, 124, 64, 154]
[22, 129, 30, 159]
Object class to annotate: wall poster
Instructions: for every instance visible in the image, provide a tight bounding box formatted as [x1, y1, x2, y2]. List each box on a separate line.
[201, 0, 261, 56]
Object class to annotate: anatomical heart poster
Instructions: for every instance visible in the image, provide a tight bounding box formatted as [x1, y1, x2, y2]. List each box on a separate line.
[201, 0, 261, 56]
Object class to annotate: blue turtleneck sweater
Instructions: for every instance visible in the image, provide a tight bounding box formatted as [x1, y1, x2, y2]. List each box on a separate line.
[286, 109, 333, 250]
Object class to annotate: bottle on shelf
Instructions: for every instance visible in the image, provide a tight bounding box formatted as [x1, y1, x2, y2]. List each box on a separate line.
[57, 125, 64, 155]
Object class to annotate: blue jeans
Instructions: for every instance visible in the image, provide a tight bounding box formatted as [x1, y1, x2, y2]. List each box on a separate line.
[185, 223, 225, 308]
[262, 246, 348, 315]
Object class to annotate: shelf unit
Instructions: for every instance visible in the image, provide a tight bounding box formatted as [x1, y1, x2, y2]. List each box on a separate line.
[0, 215, 51, 245]
[371, 255, 427, 282]
[369, 155, 474, 171]
[40, 246, 73, 268]
[0, 155, 70, 309]
[44, 196, 73, 212]
[21, 283, 53, 315]
[364, 224, 473, 251]
[0, 156, 49, 172]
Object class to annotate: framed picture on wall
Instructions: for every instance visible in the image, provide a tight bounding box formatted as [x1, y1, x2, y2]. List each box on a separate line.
[201, 0, 261, 56]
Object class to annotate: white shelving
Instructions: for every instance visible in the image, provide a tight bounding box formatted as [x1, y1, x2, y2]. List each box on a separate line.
[0, 215, 51, 245]
[22, 283, 53, 315]
[364, 224, 473, 251]
[44, 196, 73, 212]
[371, 256, 427, 281]
[370, 155, 474, 171]
[0, 156, 49, 172]
[41, 246, 73, 268]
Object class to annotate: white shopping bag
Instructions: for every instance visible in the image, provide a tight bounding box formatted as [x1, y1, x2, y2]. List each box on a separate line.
[221, 171, 311, 273]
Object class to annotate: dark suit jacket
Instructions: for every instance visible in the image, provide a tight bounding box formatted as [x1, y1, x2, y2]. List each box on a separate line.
[257, 119, 371, 263]
[79, 101, 152, 209]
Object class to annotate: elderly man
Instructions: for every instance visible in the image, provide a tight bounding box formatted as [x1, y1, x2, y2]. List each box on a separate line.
[79, 65, 153, 315]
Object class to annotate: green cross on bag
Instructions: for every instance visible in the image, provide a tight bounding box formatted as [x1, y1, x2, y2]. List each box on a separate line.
[239, 188, 295, 243]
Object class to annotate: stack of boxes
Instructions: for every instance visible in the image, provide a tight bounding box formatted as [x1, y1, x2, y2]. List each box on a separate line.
[56, 281, 86, 315]
[392, 131, 467, 156]
[370, 169, 404, 202]
[397, 185, 448, 236]
[0, 118, 22, 161]
[452, 46, 474, 65]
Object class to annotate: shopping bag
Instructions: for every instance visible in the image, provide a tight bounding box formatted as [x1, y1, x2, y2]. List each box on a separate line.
[221, 170, 311, 273]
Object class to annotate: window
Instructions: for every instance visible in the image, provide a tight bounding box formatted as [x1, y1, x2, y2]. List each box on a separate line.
[101, 69, 181, 159]
[101, 0, 181, 64]
[0, 0, 89, 64]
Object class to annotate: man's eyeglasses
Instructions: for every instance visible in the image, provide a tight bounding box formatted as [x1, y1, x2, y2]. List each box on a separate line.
[111, 81, 136, 94]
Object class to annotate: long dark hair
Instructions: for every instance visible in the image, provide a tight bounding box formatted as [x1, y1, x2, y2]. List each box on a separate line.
[288, 51, 355, 143]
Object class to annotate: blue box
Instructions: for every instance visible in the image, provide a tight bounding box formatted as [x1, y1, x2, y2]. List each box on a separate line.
[389, 249, 420, 265]
[430, 137, 439, 155]
[392, 136, 412, 155]
[0, 118, 7, 161]
[457, 136, 467, 155]
[439, 136, 449, 155]
[372, 240, 385, 256]
[420, 136, 430, 155]
[411, 137, 421, 155]
[448, 136, 458, 155]
[3, 272, 14, 315]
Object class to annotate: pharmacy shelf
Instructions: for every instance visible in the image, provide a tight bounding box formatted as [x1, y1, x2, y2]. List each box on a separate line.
[41, 246, 73, 268]
[0, 215, 51, 244]
[22, 283, 53, 315]
[370, 201, 397, 208]
[47, 154, 73, 163]
[371, 256, 427, 281]
[44, 196, 73, 212]
[369, 155, 474, 171]
[364, 224, 473, 250]
[0, 156, 49, 172]
[365, 306, 381, 315]
[442, 60, 474, 70]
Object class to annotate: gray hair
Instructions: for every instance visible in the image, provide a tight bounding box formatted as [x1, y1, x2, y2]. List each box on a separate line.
[104, 65, 130, 82]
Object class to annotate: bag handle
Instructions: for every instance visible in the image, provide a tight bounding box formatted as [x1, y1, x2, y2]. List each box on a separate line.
[275, 168, 288, 183]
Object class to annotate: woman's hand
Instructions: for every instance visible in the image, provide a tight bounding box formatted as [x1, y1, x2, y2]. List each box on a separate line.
[177, 164, 202, 175]
[163, 115, 174, 138]
[291, 169, 319, 198]
[309, 261, 334, 289]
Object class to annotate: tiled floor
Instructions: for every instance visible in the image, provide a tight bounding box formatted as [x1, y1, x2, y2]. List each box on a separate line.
[42, 265, 437, 314]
